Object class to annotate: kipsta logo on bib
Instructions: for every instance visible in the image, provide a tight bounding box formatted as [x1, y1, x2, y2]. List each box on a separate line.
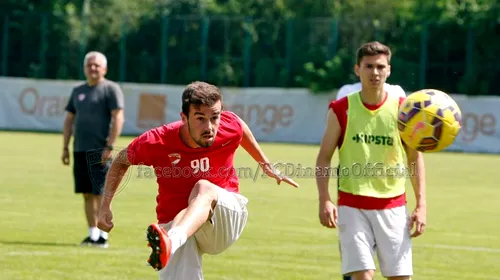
[352, 133, 394, 146]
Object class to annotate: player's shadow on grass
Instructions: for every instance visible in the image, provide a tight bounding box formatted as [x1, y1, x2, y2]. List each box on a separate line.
[0, 240, 78, 247]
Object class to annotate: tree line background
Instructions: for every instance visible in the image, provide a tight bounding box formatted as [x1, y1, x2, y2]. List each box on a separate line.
[0, 0, 499, 95]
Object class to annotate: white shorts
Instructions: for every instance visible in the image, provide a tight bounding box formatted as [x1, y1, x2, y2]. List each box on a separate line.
[337, 205, 413, 277]
[158, 186, 249, 280]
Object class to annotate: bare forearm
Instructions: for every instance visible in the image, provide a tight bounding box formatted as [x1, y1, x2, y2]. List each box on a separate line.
[63, 119, 73, 148]
[107, 114, 124, 146]
[102, 162, 129, 206]
[316, 157, 332, 202]
[247, 143, 271, 165]
[409, 152, 426, 207]
[240, 122, 271, 165]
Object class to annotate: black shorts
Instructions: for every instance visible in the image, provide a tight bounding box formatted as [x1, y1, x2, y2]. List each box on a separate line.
[73, 150, 111, 195]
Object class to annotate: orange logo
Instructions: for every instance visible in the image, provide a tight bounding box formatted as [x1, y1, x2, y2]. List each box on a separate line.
[137, 93, 167, 130]
[18, 87, 68, 117]
[223, 103, 294, 134]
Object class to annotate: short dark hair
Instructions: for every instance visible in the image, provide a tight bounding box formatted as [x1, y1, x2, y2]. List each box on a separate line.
[356, 41, 392, 65]
[182, 81, 222, 116]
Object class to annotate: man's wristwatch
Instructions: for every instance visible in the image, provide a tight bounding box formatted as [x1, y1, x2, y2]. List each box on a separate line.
[105, 145, 113, 151]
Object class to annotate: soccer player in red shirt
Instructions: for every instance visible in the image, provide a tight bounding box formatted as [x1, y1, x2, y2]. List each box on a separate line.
[315, 42, 427, 280]
[97, 81, 298, 279]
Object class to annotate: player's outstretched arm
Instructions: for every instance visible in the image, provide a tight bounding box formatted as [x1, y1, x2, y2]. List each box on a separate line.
[405, 146, 427, 238]
[237, 116, 299, 188]
[98, 147, 132, 232]
[315, 108, 341, 228]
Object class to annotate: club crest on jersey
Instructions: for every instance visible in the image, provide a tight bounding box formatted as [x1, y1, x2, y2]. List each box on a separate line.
[78, 93, 86, 101]
[168, 153, 181, 166]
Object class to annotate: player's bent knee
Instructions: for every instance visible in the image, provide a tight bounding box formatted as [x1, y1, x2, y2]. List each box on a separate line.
[189, 179, 218, 202]
[350, 270, 375, 280]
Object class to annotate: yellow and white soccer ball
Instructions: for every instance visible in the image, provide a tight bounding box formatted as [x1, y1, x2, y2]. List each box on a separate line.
[398, 89, 462, 152]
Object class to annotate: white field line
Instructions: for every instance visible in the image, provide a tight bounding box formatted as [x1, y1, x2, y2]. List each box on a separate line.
[415, 243, 500, 253]
[3, 243, 500, 256]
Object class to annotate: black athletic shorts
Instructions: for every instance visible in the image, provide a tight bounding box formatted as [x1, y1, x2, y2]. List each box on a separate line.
[73, 150, 111, 195]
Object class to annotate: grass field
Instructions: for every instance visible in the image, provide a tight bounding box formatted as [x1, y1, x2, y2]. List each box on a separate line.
[0, 131, 499, 280]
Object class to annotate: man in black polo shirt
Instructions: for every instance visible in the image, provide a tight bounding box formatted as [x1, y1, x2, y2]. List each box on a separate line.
[62, 51, 125, 248]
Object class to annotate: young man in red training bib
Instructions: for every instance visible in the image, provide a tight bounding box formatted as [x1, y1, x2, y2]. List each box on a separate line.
[97, 81, 299, 279]
[315, 42, 427, 280]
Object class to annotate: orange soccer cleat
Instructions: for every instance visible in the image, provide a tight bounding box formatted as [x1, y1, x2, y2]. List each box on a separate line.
[146, 224, 172, 271]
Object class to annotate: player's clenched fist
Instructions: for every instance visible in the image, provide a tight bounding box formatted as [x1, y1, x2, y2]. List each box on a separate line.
[61, 149, 70, 165]
[98, 207, 114, 233]
[319, 200, 338, 228]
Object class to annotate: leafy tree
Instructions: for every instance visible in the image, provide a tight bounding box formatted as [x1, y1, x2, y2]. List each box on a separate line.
[0, 0, 498, 95]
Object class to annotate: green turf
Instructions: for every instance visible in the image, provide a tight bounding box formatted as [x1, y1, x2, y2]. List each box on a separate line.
[0, 131, 499, 279]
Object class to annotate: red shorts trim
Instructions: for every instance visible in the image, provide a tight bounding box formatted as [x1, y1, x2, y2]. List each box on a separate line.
[338, 191, 406, 210]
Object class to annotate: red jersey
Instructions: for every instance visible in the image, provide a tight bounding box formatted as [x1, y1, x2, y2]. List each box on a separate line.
[329, 93, 407, 210]
[127, 111, 244, 223]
